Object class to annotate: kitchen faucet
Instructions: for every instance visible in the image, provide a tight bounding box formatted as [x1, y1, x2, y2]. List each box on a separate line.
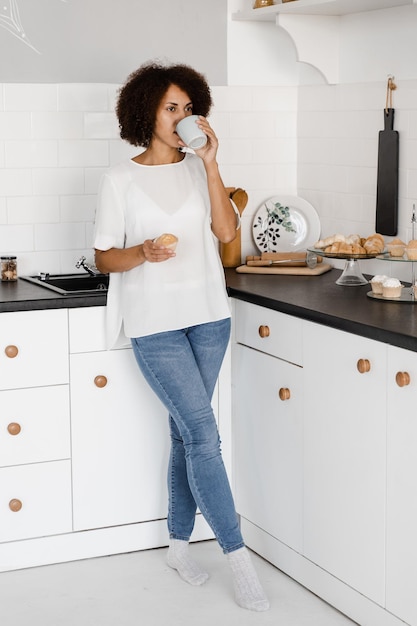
[75, 255, 100, 276]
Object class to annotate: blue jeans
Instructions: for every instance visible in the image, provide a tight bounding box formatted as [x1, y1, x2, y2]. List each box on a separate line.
[131, 318, 244, 554]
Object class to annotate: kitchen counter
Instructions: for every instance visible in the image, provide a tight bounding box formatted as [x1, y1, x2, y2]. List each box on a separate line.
[0, 278, 107, 312]
[226, 267, 417, 353]
[3, 269, 417, 353]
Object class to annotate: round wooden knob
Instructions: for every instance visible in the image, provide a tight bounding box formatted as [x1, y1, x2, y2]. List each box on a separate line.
[7, 422, 21, 436]
[279, 387, 291, 401]
[9, 499, 22, 512]
[94, 375, 108, 388]
[258, 325, 270, 338]
[5, 345, 18, 358]
[396, 371, 410, 387]
[357, 358, 371, 374]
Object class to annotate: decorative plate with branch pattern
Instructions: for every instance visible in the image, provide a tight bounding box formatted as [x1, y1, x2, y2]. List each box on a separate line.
[252, 195, 321, 253]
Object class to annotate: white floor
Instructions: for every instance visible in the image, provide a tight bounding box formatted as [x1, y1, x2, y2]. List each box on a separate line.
[0, 540, 358, 626]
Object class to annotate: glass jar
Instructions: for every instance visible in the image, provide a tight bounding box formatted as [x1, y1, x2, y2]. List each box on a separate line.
[1, 256, 18, 281]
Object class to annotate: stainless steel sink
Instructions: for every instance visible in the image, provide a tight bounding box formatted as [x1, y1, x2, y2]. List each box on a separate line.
[21, 273, 109, 296]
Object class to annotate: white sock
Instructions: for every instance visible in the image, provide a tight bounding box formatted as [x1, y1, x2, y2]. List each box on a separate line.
[167, 539, 209, 586]
[227, 547, 270, 611]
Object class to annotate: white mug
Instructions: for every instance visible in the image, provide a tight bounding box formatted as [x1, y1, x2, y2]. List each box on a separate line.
[176, 115, 207, 150]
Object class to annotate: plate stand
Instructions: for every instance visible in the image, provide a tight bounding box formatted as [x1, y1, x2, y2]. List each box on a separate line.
[336, 258, 368, 286]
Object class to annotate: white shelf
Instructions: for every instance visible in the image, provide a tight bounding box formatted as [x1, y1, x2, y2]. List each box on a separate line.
[232, 0, 417, 20]
[232, 0, 417, 84]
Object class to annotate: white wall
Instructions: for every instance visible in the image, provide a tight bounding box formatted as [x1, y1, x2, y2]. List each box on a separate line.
[0, 0, 228, 84]
[0, 81, 297, 275]
[2, 2, 417, 278]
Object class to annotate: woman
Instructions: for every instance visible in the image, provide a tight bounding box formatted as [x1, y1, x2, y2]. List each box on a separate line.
[94, 61, 269, 612]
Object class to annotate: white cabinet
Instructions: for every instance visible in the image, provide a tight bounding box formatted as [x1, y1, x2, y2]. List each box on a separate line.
[0, 461, 72, 543]
[0, 309, 68, 390]
[303, 321, 386, 604]
[232, 300, 303, 552]
[70, 348, 170, 530]
[0, 309, 72, 544]
[69, 307, 218, 536]
[0, 386, 70, 467]
[386, 345, 417, 626]
[69, 307, 169, 530]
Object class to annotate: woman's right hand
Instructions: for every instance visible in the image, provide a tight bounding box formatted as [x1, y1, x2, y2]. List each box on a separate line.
[142, 239, 176, 263]
[95, 240, 175, 273]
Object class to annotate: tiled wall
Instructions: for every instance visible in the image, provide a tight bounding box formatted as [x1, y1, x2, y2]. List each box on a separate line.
[3, 79, 416, 280]
[297, 79, 417, 280]
[0, 83, 297, 276]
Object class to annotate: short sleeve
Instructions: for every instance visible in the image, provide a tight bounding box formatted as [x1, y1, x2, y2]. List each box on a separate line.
[94, 173, 126, 251]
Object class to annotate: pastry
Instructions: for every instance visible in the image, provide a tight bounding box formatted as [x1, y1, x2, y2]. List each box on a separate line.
[363, 234, 385, 255]
[406, 239, 417, 260]
[382, 278, 403, 298]
[370, 275, 388, 295]
[387, 237, 406, 257]
[154, 233, 178, 250]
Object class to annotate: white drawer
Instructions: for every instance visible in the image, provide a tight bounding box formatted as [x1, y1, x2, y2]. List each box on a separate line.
[0, 309, 69, 390]
[0, 460, 72, 543]
[69, 306, 107, 353]
[234, 299, 303, 365]
[0, 386, 70, 468]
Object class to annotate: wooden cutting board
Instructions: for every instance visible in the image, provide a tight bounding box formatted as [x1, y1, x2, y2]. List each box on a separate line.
[235, 263, 332, 276]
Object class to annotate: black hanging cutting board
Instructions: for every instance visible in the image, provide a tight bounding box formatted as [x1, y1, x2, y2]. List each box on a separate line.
[375, 108, 399, 236]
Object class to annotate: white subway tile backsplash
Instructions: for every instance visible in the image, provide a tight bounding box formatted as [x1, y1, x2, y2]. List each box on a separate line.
[211, 86, 253, 112]
[0, 169, 32, 196]
[0, 112, 31, 139]
[230, 112, 278, 139]
[7, 196, 60, 224]
[218, 138, 253, 165]
[3, 78, 417, 271]
[0, 198, 7, 224]
[58, 84, 110, 112]
[84, 168, 107, 195]
[32, 168, 85, 196]
[58, 140, 109, 167]
[109, 140, 137, 166]
[4, 84, 58, 111]
[5, 141, 58, 168]
[0, 225, 34, 252]
[252, 86, 298, 112]
[31, 112, 84, 139]
[253, 138, 296, 165]
[84, 112, 119, 139]
[60, 195, 96, 223]
[35, 222, 86, 251]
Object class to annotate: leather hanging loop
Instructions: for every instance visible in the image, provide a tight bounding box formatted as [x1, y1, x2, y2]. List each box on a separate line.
[385, 76, 397, 114]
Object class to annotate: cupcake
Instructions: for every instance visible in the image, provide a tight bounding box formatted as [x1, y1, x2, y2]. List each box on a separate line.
[406, 239, 417, 260]
[382, 278, 403, 298]
[387, 238, 406, 257]
[370, 274, 388, 295]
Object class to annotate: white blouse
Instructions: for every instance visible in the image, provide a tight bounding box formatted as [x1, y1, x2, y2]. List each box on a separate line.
[94, 153, 231, 348]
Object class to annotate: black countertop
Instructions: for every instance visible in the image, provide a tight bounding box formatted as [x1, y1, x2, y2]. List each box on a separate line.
[225, 268, 417, 353]
[0, 279, 106, 312]
[2, 270, 417, 353]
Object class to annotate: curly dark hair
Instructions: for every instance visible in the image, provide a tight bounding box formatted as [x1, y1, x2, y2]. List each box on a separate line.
[116, 61, 213, 148]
